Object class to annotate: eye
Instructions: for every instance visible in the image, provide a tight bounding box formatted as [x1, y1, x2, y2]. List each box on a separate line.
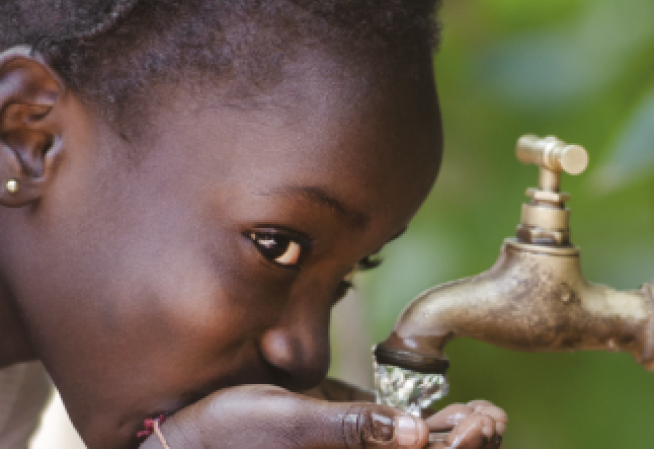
[344, 254, 384, 282]
[249, 232, 303, 266]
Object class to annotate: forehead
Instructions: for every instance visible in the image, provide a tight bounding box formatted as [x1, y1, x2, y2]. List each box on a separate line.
[136, 47, 442, 228]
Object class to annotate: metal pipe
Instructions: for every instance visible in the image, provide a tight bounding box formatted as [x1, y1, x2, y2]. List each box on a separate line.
[375, 135, 654, 375]
[376, 239, 654, 373]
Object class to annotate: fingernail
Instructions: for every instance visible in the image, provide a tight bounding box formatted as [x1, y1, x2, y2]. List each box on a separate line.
[496, 422, 507, 435]
[395, 415, 418, 447]
[482, 425, 494, 438]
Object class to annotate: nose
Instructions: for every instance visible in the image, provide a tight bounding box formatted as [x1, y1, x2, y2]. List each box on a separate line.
[259, 304, 331, 391]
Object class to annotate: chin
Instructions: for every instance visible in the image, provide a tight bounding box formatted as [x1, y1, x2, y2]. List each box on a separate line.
[75, 360, 282, 447]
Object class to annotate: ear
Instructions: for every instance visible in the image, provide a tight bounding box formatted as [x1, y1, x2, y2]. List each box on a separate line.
[0, 46, 64, 207]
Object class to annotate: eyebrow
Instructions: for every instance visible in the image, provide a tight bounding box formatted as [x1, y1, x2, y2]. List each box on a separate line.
[257, 185, 368, 228]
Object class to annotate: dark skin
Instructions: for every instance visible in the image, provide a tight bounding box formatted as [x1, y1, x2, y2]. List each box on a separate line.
[0, 44, 507, 448]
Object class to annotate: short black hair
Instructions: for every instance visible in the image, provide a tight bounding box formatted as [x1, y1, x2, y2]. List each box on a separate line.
[0, 0, 441, 122]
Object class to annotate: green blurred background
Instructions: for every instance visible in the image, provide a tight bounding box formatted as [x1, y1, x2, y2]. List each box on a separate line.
[331, 0, 654, 447]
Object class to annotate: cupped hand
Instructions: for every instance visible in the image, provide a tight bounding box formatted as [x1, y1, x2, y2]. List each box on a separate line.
[425, 400, 508, 449]
[139, 385, 507, 449]
[139, 384, 430, 449]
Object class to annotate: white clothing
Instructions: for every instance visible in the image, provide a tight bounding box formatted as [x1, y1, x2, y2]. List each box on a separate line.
[0, 362, 52, 449]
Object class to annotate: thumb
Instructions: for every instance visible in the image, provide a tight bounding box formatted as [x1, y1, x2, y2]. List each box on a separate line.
[140, 386, 429, 449]
[318, 401, 430, 449]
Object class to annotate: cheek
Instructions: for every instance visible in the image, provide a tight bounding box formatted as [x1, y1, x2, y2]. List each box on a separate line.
[118, 232, 303, 378]
[57, 236, 294, 445]
[115, 237, 272, 349]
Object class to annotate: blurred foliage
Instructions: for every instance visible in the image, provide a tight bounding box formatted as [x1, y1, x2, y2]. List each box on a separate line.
[335, 0, 654, 448]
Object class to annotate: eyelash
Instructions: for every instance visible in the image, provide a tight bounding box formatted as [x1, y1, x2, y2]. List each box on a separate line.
[247, 229, 384, 277]
[342, 253, 383, 288]
[357, 255, 383, 271]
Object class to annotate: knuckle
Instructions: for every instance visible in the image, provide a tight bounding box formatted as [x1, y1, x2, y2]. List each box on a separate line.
[471, 412, 494, 426]
[488, 408, 508, 423]
[471, 405, 508, 424]
[441, 404, 474, 425]
[467, 399, 492, 410]
[464, 413, 495, 434]
[479, 414, 495, 427]
[445, 403, 474, 415]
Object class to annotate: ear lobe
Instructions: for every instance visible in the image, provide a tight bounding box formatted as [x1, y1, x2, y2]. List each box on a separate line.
[0, 46, 63, 208]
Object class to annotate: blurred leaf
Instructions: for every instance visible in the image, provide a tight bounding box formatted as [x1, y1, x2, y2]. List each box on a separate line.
[591, 84, 654, 192]
[333, 1, 654, 447]
[476, 0, 654, 110]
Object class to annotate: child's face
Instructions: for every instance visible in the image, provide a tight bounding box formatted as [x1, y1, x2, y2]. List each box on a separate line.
[13, 50, 442, 446]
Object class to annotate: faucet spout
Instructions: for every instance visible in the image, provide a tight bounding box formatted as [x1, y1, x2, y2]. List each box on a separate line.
[375, 135, 654, 377]
[377, 239, 654, 374]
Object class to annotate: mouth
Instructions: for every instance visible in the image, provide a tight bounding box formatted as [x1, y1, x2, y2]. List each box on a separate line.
[133, 362, 283, 442]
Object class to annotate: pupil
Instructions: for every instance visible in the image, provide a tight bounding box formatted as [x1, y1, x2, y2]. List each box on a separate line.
[255, 233, 290, 259]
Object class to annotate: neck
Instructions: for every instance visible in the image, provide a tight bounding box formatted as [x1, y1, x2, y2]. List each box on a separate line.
[0, 273, 36, 368]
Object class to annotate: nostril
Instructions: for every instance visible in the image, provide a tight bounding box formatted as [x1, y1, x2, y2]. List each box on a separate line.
[260, 328, 330, 392]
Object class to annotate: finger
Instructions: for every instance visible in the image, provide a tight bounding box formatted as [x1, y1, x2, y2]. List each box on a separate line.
[335, 403, 430, 449]
[467, 400, 508, 435]
[427, 413, 497, 449]
[425, 404, 474, 431]
[425, 434, 502, 449]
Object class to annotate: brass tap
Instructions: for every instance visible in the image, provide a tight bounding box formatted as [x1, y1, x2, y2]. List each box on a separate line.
[375, 135, 654, 375]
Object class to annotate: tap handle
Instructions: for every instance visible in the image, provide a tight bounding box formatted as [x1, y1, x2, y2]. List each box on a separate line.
[516, 135, 589, 176]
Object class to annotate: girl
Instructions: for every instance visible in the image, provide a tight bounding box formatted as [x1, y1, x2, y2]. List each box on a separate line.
[0, 1, 507, 447]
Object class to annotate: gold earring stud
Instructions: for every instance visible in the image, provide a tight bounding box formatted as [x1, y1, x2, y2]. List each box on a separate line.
[6, 179, 19, 194]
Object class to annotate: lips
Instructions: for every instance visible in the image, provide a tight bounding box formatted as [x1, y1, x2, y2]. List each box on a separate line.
[135, 354, 283, 429]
